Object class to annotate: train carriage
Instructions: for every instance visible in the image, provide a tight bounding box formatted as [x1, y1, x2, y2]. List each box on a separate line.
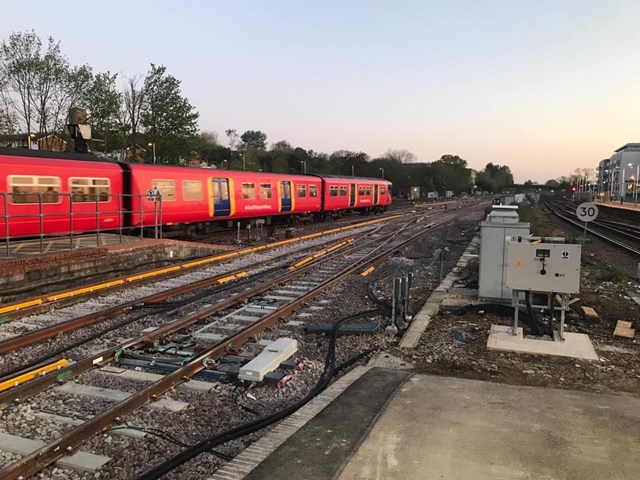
[0, 152, 123, 238]
[127, 165, 323, 228]
[319, 176, 392, 213]
[0, 148, 393, 239]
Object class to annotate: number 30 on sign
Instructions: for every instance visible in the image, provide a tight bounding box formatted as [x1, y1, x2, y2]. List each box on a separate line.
[576, 202, 599, 222]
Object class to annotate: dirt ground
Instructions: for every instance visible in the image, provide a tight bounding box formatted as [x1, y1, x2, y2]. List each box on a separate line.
[395, 203, 640, 397]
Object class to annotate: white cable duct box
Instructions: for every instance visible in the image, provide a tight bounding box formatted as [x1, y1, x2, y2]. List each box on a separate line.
[238, 337, 298, 382]
[505, 242, 581, 294]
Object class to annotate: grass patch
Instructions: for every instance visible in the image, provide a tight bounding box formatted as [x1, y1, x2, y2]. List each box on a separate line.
[597, 265, 628, 284]
[517, 203, 540, 235]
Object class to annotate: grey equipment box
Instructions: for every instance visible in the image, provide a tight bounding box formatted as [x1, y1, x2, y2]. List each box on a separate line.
[478, 205, 530, 300]
[505, 242, 581, 294]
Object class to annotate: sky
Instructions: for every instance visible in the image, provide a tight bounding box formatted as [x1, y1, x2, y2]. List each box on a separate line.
[2, 0, 640, 182]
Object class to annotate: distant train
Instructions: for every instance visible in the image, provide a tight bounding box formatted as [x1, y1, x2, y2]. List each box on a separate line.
[0, 148, 393, 237]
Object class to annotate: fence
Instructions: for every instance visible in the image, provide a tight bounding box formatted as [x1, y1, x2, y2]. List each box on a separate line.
[1, 192, 162, 257]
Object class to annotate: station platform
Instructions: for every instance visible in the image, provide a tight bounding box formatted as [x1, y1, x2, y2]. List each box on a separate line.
[594, 200, 640, 213]
[0, 233, 142, 258]
[216, 366, 640, 480]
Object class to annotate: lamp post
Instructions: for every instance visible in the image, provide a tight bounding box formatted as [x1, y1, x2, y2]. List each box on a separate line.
[240, 152, 245, 171]
[380, 167, 384, 180]
[635, 164, 640, 205]
[300, 160, 306, 174]
[27, 133, 35, 150]
[147, 142, 156, 164]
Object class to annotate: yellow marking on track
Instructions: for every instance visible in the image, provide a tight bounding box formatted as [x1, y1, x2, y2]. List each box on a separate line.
[2, 213, 403, 316]
[46, 280, 126, 301]
[360, 266, 375, 277]
[0, 299, 44, 315]
[0, 359, 69, 393]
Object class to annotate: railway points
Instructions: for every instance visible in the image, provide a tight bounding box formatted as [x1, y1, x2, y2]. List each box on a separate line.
[0, 194, 638, 480]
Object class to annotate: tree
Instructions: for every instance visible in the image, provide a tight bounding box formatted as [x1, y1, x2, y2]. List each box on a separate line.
[83, 71, 122, 150]
[122, 76, 145, 152]
[476, 163, 514, 193]
[381, 149, 416, 164]
[329, 150, 369, 176]
[225, 128, 240, 150]
[0, 30, 40, 134]
[240, 130, 267, 150]
[0, 30, 91, 136]
[142, 64, 199, 164]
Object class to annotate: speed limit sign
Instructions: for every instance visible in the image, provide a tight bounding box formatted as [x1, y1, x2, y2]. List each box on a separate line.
[576, 202, 599, 222]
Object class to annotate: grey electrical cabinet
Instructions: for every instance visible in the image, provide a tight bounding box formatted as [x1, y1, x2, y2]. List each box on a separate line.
[505, 242, 581, 294]
[478, 205, 530, 300]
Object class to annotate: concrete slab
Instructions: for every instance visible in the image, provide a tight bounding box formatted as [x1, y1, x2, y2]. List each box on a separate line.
[34, 411, 147, 439]
[487, 325, 599, 361]
[56, 382, 190, 411]
[0, 431, 110, 472]
[243, 368, 410, 480]
[338, 375, 640, 480]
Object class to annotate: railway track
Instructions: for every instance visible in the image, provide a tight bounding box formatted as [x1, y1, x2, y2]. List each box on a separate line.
[0, 208, 462, 479]
[0, 214, 402, 320]
[544, 200, 640, 256]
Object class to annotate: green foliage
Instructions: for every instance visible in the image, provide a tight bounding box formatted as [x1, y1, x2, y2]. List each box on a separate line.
[82, 71, 122, 149]
[240, 130, 267, 150]
[517, 203, 540, 235]
[597, 265, 627, 284]
[0, 30, 93, 136]
[476, 162, 514, 192]
[142, 64, 199, 164]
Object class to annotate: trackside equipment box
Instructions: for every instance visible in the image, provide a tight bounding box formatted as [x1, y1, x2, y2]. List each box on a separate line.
[505, 242, 581, 294]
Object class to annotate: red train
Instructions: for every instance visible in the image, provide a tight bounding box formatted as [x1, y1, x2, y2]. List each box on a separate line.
[0, 148, 392, 238]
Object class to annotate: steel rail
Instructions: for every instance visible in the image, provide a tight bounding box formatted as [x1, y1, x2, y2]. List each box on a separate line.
[0, 227, 376, 355]
[0, 214, 403, 320]
[545, 201, 640, 256]
[0, 214, 450, 480]
[0, 220, 400, 406]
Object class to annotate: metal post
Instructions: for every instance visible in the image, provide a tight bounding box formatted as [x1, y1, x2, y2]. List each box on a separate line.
[391, 278, 398, 329]
[512, 290, 519, 336]
[118, 194, 123, 243]
[139, 194, 144, 240]
[237, 222, 241, 243]
[3, 193, 9, 257]
[159, 197, 162, 239]
[154, 198, 158, 240]
[69, 193, 74, 250]
[38, 193, 44, 254]
[95, 195, 100, 246]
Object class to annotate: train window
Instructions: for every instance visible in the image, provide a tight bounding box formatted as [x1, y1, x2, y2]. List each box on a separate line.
[381, 186, 387, 195]
[309, 185, 318, 197]
[69, 177, 111, 203]
[365, 186, 373, 195]
[152, 179, 176, 201]
[358, 186, 366, 195]
[182, 180, 202, 201]
[9, 175, 61, 204]
[242, 182, 256, 200]
[329, 185, 338, 197]
[297, 184, 307, 198]
[259, 183, 273, 199]
[339, 186, 347, 196]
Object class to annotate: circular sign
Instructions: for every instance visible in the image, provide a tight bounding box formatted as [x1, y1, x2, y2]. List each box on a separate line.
[576, 202, 599, 222]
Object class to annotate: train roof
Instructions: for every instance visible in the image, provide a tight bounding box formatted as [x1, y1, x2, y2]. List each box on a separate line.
[0, 147, 117, 164]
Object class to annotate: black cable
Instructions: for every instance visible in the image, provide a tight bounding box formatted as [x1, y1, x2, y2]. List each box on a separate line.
[136, 309, 382, 480]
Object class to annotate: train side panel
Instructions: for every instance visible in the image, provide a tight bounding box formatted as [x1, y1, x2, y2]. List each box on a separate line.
[0, 155, 123, 237]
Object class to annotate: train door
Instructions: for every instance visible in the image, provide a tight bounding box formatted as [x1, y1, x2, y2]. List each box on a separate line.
[280, 181, 292, 212]
[211, 178, 230, 217]
[349, 184, 356, 207]
[373, 185, 379, 205]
